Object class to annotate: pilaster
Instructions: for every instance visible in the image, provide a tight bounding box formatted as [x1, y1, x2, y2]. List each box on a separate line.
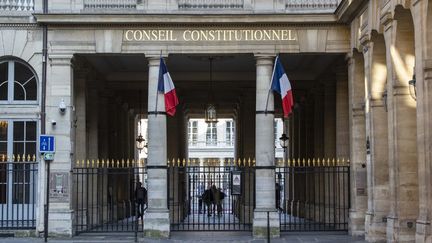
[253, 55, 279, 238]
[384, 18, 418, 243]
[143, 56, 170, 238]
[362, 38, 389, 243]
[45, 54, 75, 236]
[347, 51, 367, 236]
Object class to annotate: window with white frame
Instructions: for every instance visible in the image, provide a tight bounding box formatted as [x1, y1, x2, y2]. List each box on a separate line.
[188, 120, 198, 146]
[206, 123, 217, 146]
[0, 59, 37, 102]
[0, 120, 37, 205]
[226, 120, 234, 146]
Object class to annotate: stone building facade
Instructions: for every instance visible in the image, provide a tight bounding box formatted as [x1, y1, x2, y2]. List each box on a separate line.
[0, 0, 431, 242]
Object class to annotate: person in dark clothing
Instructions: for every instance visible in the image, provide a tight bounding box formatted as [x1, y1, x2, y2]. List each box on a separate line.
[202, 188, 213, 217]
[135, 182, 147, 219]
[275, 183, 281, 211]
[198, 183, 205, 214]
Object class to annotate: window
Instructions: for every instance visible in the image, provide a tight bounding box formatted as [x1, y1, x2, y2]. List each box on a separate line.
[206, 123, 217, 146]
[226, 121, 234, 146]
[0, 120, 37, 205]
[188, 121, 198, 146]
[0, 60, 37, 102]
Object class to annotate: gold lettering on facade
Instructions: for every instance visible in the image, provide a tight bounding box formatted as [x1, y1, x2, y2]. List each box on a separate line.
[124, 29, 297, 42]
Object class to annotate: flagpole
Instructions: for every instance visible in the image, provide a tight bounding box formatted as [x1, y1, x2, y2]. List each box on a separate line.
[154, 51, 162, 116]
[264, 55, 278, 115]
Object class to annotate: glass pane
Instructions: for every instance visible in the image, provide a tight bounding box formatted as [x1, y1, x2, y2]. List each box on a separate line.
[14, 62, 33, 85]
[0, 142, 7, 159]
[13, 82, 25, 100]
[13, 142, 24, 157]
[0, 121, 8, 141]
[25, 77, 37, 100]
[26, 121, 36, 141]
[13, 121, 24, 141]
[14, 62, 36, 101]
[0, 62, 8, 101]
[25, 142, 36, 157]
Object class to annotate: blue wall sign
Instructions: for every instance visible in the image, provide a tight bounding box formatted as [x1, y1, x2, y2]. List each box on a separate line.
[40, 135, 55, 153]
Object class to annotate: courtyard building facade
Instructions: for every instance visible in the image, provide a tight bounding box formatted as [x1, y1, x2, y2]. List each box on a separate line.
[0, 0, 431, 242]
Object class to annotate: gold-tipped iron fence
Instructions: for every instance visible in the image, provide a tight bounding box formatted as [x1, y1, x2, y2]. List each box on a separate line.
[276, 158, 350, 167]
[74, 158, 145, 168]
[0, 154, 37, 162]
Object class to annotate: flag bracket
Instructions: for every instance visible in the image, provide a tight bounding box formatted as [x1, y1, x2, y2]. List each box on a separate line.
[147, 111, 167, 116]
[256, 111, 275, 114]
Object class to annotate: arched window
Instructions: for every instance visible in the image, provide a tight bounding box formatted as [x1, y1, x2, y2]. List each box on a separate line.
[0, 59, 37, 102]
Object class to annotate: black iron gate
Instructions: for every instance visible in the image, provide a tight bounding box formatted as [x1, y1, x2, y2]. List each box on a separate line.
[73, 159, 147, 234]
[168, 159, 255, 231]
[276, 158, 350, 232]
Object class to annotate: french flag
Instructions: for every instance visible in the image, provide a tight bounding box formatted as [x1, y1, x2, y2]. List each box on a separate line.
[270, 56, 294, 118]
[158, 58, 179, 116]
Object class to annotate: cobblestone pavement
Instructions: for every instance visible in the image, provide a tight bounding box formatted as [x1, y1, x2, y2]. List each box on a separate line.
[0, 232, 367, 243]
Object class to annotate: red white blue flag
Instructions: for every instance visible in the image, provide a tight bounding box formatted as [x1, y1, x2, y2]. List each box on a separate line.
[158, 58, 179, 116]
[270, 56, 294, 118]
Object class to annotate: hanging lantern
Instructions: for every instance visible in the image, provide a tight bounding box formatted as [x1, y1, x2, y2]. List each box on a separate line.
[205, 103, 218, 124]
[205, 57, 218, 124]
[136, 133, 146, 151]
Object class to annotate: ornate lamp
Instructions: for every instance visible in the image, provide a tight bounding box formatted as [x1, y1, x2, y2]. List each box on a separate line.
[136, 133, 146, 151]
[205, 57, 218, 124]
[279, 133, 289, 151]
[382, 89, 388, 112]
[408, 67, 416, 101]
[136, 90, 147, 152]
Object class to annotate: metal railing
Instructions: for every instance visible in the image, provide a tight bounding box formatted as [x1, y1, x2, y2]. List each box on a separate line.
[168, 158, 254, 231]
[188, 140, 235, 148]
[0, 154, 38, 229]
[285, 0, 342, 13]
[178, 0, 244, 9]
[0, 0, 34, 11]
[276, 158, 350, 231]
[73, 159, 146, 234]
[84, 0, 137, 9]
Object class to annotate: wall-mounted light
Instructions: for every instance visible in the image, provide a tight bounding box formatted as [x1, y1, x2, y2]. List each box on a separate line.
[408, 67, 416, 101]
[279, 133, 289, 151]
[382, 89, 388, 112]
[59, 99, 66, 114]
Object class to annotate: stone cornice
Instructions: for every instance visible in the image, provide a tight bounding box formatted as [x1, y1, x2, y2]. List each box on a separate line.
[33, 13, 340, 25]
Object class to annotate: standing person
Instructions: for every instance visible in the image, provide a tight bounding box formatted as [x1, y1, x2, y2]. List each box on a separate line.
[135, 181, 147, 219]
[198, 182, 205, 214]
[211, 185, 222, 216]
[275, 183, 281, 211]
[202, 187, 213, 217]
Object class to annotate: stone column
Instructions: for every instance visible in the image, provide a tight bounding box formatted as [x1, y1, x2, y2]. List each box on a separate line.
[45, 54, 75, 236]
[253, 55, 279, 238]
[313, 86, 324, 158]
[87, 86, 100, 227]
[413, 2, 432, 241]
[383, 17, 418, 243]
[416, 59, 432, 242]
[335, 67, 349, 159]
[347, 51, 367, 236]
[143, 56, 169, 238]
[362, 38, 389, 242]
[323, 81, 336, 158]
[335, 65, 349, 229]
[72, 66, 88, 230]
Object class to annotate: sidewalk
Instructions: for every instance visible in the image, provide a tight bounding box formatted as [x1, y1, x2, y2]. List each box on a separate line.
[0, 232, 367, 243]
